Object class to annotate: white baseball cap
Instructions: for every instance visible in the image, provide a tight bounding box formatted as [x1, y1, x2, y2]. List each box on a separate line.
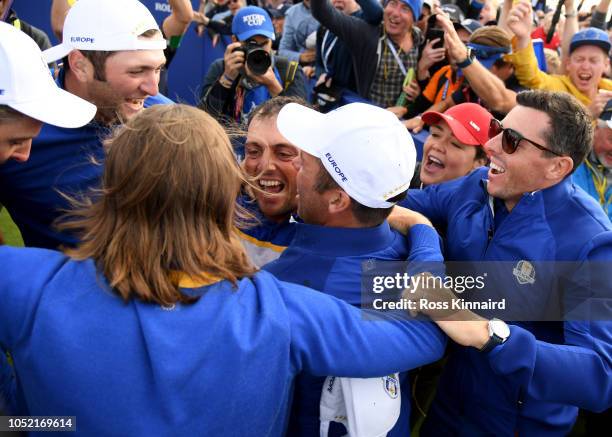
[277, 103, 416, 209]
[43, 0, 167, 63]
[320, 375, 401, 437]
[0, 22, 96, 128]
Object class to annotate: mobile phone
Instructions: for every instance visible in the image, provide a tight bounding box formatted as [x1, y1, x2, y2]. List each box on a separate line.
[426, 15, 445, 49]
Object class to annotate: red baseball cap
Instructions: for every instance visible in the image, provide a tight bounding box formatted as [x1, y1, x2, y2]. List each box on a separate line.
[422, 103, 493, 147]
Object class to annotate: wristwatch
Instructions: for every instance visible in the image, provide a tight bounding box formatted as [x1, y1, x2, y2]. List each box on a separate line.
[457, 48, 475, 69]
[479, 318, 510, 353]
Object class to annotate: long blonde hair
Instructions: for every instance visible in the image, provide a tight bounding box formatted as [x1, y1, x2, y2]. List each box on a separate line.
[62, 104, 256, 305]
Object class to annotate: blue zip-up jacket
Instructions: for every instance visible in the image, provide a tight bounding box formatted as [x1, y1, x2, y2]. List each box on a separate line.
[264, 221, 447, 437]
[400, 167, 612, 436]
[0, 245, 445, 436]
[0, 71, 172, 250]
[572, 159, 612, 221]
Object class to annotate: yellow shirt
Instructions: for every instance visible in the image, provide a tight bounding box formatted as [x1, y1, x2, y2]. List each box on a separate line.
[507, 39, 612, 107]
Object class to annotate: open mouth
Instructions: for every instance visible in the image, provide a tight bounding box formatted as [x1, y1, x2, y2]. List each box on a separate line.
[258, 178, 285, 194]
[489, 161, 506, 175]
[576, 73, 592, 86]
[124, 98, 145, 111]
[424, 154, 445, 172]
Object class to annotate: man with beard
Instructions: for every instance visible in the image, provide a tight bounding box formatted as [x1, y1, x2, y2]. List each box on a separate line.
[573, 100, 612, 220]
[310, 0, 423, 108]
[0, 0, 169, 249]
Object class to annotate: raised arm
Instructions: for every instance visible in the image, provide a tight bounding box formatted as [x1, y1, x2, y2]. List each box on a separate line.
[438, 12, 517, 114]
[559, 0, 579, 74]
[163, 0, 195, 40]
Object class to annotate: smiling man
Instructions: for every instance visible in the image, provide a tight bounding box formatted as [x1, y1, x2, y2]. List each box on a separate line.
[237, 97, 304, 267]
[573, 100, 612, 220]
[310, 0, 423, 108]
[400, 90, 612, 435]
[0, 0, 170, 249]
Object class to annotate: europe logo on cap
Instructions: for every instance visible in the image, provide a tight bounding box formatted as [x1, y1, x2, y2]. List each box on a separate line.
[232, 6, 275, 41]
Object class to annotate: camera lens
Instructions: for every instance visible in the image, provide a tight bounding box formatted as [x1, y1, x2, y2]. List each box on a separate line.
[246, 48, 271, 75]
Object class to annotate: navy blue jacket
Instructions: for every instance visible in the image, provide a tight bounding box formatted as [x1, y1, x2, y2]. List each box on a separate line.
[264, 221, 446, 436]
[0, 72, 172, 249]
[401, 167, 612, 435]
[0, 245, 445, 436]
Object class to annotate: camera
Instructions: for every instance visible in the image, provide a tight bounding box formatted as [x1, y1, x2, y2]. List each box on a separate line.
[233, 40, 271, 76]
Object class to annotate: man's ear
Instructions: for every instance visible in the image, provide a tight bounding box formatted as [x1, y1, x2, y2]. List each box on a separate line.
[68, 50, 93, 83]
[327, 188, 352, 215]
[546, 156, 574, 181]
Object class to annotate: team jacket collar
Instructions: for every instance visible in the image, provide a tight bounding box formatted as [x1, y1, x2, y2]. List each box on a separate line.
[289, 221, 396, 256]
[480, 175, 573, 215]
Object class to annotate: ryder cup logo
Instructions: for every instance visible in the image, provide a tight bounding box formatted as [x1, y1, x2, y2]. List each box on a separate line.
[512, 260, 535, 285]
[382, 374, 399, 399]
[243, 13, 266, 27]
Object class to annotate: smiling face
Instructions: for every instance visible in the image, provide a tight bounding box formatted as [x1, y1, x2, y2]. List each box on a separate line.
[244, 115, 299, 223]
[484, 106, 558, 211]
[566, 45, 609, 97]
[420, 121, 484, 185]
[86, 47, 166, 125]
[383, 0, 414, 39]
[0, 113, 42, 164]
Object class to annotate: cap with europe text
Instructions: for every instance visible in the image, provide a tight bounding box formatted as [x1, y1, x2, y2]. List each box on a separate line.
[43, 0, 166, 63]
[277, 102, 417, 209]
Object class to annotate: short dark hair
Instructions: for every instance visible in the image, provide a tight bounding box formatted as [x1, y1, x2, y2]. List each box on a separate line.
[516, 90, 592, 173]
[0, 105, 26, 123]
[247, 96, 310, 127]
[63, 29, 161, 82]
[314, 160, 407, 226]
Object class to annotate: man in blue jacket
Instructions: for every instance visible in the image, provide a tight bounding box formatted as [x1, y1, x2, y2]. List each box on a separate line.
[573, 100, 612, 221]
[0, 0, 170, 249]
[265, 101, 446, 436]
[400, 89, 612, 435]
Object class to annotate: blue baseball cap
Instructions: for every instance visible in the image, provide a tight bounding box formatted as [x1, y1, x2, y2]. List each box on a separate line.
[399, 0, 423, 21]
[232, 6, 275, 41]
[468, 43, 511, 70]
[569, 27, 611, 54]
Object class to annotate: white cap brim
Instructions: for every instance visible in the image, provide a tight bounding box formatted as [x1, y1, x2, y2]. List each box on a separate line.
[276, 103, 327, 158]
[10, 86, 97, 128]
[42, 43, 73, 63]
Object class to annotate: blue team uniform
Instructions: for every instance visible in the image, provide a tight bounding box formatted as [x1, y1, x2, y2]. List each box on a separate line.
[400, 167, 612, 435]
[0, 245, 446, 436]
[264, 221, 446, 436]
[0, 71, 172, 249]
[236, 194, 297, 267]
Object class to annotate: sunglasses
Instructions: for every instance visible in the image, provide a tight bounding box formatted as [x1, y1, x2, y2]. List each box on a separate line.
[488, 118, 564, 157]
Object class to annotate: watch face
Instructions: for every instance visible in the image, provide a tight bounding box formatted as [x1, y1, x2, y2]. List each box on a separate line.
[490, 319, 510, 340]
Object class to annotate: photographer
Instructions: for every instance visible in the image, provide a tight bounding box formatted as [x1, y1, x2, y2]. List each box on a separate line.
[199, 6, 306, 125]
